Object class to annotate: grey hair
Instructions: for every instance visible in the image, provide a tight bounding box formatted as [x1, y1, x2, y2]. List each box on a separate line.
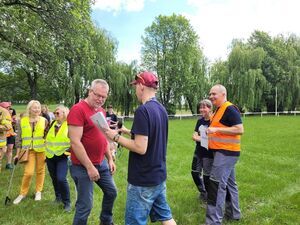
[199, 99, 213, 109]
[90, 79, 109, 91]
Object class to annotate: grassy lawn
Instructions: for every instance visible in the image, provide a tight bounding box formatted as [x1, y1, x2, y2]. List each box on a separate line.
[0, 116, 299, 225]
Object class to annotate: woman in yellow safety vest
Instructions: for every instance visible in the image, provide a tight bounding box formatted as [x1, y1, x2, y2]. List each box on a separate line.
[45, 105, 71, 212]
[13, 100, 48, 204]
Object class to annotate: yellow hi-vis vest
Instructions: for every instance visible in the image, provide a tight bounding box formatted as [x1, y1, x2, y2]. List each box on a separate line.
[21, 116, 46, 152]
[45, 121, 70, 158]
[208, 101, 241, 152]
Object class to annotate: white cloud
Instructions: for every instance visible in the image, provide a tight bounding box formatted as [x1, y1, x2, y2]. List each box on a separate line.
[93, 0, 144, 12]
[185, 0, 300, 62]
[124, 0, 144, 11]
[117, 43, 142, 64]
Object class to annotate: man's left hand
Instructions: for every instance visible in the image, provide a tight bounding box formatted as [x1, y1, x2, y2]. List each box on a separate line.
[108, 159, 116, 175]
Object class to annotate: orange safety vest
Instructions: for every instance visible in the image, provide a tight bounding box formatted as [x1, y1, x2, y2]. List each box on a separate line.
[208, 101, 241, 152]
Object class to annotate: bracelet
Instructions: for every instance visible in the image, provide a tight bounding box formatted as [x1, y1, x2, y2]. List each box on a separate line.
[113, 134, 120, 142]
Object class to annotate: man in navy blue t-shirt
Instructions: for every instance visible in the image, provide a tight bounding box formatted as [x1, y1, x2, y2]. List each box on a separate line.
[106, 71, 176, 225]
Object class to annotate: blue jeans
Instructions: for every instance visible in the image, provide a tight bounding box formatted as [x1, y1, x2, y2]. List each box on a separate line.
[70, 160, 117, 225]
[46, 155, 70, 206]
[125, 182, 173, 225]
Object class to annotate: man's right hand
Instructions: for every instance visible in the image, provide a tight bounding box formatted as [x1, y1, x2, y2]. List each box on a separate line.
[87, 165, 100, 181]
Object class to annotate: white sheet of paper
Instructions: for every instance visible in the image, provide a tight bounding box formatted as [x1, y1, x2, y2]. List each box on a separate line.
[199, 125, 208, 149]
[90, 112, 109, 130]
[90, 112, 112, 142]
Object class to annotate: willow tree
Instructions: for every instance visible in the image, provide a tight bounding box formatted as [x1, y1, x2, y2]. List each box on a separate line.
[141, 14, 207, 114]
[248, 31, 300, 111]
[210, 41, 268, 112]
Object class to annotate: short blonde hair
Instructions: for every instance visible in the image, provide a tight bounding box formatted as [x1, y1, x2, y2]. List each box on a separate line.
[54, 105, 69, 121]
[26, 100, 41, 116]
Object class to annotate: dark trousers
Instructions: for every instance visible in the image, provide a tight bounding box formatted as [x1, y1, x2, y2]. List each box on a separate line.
[191, 146, 213, 195]
[206, 151, 241, 225]
[46, 155, 70, 206]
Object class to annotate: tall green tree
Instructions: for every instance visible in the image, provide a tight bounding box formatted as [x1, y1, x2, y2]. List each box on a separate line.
[141, 14, 207, 114]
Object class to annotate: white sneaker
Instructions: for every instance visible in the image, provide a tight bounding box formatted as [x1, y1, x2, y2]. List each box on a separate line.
[13, 195, 25, 204]
[35, 192, 42, 201]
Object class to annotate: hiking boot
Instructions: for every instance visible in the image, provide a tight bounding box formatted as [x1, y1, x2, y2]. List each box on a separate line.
[13, 195, 25, 204]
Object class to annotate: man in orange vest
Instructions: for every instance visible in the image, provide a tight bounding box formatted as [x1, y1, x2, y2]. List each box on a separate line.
[205, 84, 244, 225]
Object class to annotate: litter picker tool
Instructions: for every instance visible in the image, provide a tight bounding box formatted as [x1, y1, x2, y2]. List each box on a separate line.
[4, 158, 18, 205]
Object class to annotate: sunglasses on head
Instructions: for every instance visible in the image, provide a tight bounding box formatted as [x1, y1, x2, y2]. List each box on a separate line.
[135, 74, 145, 84]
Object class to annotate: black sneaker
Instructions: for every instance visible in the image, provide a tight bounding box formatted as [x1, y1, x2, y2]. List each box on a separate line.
[6, 164, 13, 170]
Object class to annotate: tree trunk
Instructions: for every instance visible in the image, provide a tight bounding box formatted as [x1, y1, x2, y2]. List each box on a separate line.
[186, 96, 195, 114]
[25, 69, 37, 99]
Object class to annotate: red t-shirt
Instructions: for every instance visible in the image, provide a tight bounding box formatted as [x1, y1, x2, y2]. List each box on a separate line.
[67, 100, 108, 165]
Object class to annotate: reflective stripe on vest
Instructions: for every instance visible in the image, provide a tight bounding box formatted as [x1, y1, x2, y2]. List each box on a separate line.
[45, 121, 70, 158]
[0, 138, 6, 147]
[21, 116, 46, 152]
[208, 101, 241, 152]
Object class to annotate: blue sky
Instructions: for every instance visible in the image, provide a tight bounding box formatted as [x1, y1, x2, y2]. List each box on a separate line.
[92, 0, 300, 64]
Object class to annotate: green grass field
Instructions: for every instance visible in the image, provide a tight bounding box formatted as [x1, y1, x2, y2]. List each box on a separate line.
[0, 116, 299, 225]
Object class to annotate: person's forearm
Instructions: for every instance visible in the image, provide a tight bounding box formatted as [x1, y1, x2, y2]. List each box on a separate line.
[15, 122, 22, 149]
[215, 125, 244, 135]
[117, 136, 147, 155]
[71, 141, 94, 169]
[105, 144, 113, 162]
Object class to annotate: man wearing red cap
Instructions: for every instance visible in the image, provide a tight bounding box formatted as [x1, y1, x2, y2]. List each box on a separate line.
[106, 71, 176, 225]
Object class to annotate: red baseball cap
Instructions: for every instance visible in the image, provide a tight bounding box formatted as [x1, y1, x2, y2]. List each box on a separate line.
[130, 71, 158, 89]
[0, 102, 11, 108]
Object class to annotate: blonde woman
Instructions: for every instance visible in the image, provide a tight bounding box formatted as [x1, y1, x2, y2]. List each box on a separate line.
[13, 100, 48, 204]
[45, 105, 71, 212]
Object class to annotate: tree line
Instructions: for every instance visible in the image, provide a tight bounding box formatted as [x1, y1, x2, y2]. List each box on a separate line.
[1, 1, 300, 115]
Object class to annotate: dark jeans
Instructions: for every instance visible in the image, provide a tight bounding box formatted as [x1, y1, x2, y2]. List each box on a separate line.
[70, 160, 117, 225]
[46, 155, 70, 206]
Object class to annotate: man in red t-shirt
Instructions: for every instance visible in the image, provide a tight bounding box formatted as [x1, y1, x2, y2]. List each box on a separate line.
[67, 79, 117, 225]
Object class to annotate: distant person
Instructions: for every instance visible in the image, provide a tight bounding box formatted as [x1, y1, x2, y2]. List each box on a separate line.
[106, 105, 118, 129]
[45, 105, 71, 212]
[0, 104, 12, 173]
[0, 102, 15, 170]
[191, 99, 214, 202]
[68, 79, 117, 225]
[106, 105, 118, 159]
[13, 100, 48, 204]
[205, 84, 244, 225]
[41, 104, 51, 123]
[106, 71, 177, 225]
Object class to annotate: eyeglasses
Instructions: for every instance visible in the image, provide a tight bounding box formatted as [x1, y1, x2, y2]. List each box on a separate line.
[91, 89, 107, 99]
[54, 112, 60, 116]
